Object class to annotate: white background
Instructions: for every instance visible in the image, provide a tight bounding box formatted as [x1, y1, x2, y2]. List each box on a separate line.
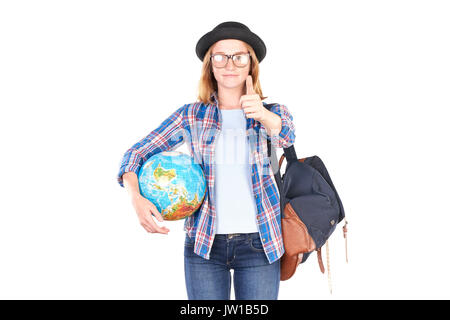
[1, 0, 449, 300]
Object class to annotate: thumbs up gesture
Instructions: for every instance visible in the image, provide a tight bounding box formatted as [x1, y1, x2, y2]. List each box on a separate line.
[239, 75, 267, 122]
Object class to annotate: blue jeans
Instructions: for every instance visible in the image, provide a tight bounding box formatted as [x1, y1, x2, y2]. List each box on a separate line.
[184, 232, 280, 300]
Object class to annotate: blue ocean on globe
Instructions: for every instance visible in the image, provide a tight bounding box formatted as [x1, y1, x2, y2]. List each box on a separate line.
[137, 151, 206, 221]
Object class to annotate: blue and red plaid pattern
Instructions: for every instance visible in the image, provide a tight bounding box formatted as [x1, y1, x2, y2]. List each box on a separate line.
[117, 91, 296, 263]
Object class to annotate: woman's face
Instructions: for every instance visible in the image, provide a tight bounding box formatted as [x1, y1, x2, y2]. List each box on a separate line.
[210, 39, 251, 91]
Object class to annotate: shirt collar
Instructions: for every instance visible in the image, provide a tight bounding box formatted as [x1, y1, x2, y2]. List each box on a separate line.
[210, 90, 219, 106]
[210, 90, 267, 107]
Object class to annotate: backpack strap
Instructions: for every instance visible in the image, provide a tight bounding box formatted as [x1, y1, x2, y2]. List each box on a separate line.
[262, 103, 286, 217]
[326, 240, 332, 294]
[343, 218, 349, 263]
[317, 247, 325, 274]
[262, 103, 298, 218]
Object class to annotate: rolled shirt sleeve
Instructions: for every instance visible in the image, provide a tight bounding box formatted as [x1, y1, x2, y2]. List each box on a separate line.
[117, 104, 188, 188]
[260, 103, 296, 148]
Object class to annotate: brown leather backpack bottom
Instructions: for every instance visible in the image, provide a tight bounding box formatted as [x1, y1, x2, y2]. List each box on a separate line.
[280, 202, 316, 280]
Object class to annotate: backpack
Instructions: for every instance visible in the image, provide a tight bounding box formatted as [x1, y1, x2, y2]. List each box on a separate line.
[263, 103, 348, 292]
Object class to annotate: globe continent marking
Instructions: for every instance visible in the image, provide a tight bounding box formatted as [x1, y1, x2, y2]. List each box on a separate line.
[138, 151, 206, 221]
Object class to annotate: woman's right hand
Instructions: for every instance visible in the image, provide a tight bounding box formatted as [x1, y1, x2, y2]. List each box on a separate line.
[131, 194, 170, 234]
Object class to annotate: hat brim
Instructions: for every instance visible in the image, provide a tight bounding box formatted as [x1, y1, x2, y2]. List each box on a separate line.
[195, 27, 266, 63]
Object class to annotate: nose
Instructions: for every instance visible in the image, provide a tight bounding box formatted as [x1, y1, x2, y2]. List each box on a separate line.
[225, 57, 236, 70]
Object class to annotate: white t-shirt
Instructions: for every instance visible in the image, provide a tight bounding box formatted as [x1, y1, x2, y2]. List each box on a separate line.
[214, 108, 259, 234]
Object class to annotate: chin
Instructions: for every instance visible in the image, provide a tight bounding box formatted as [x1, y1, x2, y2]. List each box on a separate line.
[220, 78, 243, 88]
[220, 84, 241, 90]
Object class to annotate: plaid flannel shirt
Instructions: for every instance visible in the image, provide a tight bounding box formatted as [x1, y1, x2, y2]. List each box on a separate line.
[117, 91, 296, 263]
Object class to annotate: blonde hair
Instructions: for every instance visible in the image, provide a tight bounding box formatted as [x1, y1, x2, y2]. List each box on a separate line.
[196, 42, 268, 104]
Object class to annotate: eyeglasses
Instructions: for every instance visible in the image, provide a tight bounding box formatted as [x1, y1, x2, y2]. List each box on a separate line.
[210, 52, 251, 68]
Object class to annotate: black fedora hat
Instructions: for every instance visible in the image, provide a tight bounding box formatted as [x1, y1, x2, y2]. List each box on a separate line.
[195, 21, 266, 63]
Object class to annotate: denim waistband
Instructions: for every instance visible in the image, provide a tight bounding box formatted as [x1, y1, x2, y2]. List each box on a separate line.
[214, 232, 260, 241]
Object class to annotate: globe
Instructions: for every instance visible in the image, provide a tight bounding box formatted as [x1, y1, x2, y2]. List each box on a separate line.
[137, 151, 206, 221]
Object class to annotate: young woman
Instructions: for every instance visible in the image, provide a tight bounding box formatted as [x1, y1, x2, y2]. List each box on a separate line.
[117, 21, 296, 300]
